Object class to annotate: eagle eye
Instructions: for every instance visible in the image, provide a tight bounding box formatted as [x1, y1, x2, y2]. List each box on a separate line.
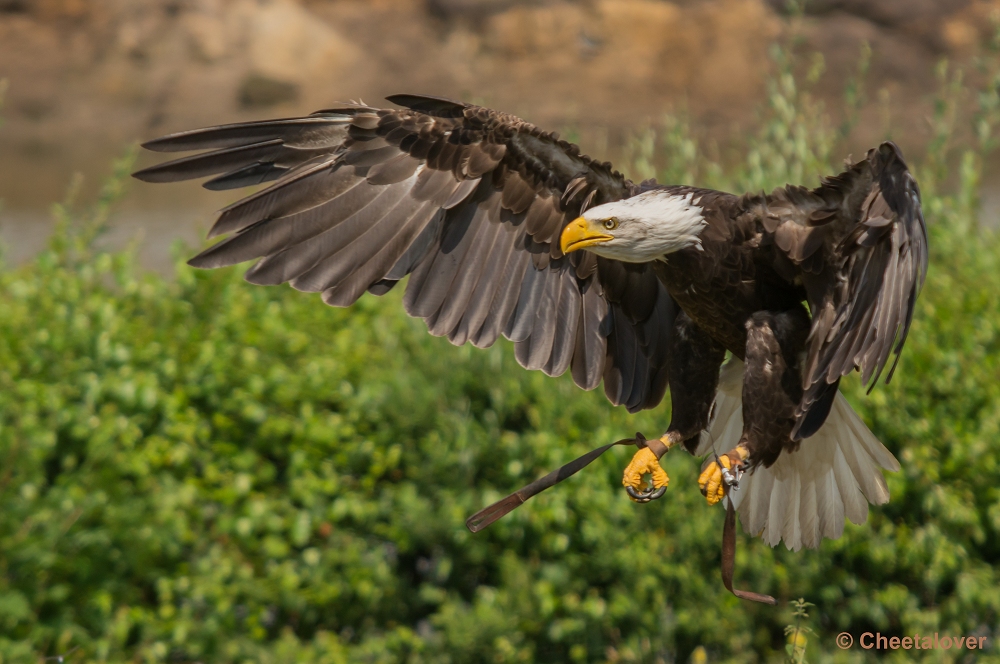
[603, 218, 619, 230]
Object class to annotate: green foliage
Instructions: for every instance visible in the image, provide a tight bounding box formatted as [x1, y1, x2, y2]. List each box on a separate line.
[2, 41, 1000, 664]
[783, 599, 813, 664]
[0, 177, 735, 663]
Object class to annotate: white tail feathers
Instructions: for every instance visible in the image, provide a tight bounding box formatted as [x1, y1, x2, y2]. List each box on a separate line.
[695, 358, 900, 551]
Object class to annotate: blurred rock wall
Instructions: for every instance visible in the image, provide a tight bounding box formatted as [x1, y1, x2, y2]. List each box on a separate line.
[1, 0, 998, 208]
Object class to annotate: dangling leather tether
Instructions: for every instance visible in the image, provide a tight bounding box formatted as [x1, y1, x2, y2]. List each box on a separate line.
[465, 433, 778, 606]
[465, 433, 646, 533]
[721, 490, 777, 604]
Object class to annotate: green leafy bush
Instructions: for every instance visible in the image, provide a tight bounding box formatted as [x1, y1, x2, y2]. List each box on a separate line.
[1, 43, 999, 664]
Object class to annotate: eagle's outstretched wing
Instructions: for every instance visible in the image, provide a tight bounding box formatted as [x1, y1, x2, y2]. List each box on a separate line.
[750, 142, 928, 438]
[134, 95, 675, 411]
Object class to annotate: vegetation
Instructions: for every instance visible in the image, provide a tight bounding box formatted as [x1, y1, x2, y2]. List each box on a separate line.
[784, 600, 813, 664]
[1, 37, 999, 664]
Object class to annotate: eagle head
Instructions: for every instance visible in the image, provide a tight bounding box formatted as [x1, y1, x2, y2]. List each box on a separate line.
[559, 190, 707, 263]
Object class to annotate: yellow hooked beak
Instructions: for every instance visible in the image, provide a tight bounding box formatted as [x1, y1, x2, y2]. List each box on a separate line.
[560, 217, 613, 254]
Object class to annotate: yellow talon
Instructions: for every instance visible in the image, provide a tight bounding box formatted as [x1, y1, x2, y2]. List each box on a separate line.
[698, 446, 749, 506]
[622, 447, 669, 502]
[697, 455, 730, 505]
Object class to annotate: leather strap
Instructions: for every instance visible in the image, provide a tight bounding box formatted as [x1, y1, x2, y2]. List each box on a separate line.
[721, 495, 777, 604]
[465, 432, 779, 606]
[465, 433, 646, 533]
[645, 435, 669, 459]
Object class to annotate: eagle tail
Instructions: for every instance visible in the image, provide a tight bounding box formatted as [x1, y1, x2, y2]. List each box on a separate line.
[695, 358, 900, 551]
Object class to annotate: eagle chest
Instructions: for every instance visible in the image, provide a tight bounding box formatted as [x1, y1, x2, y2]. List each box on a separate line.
[653, 244, 760, 358]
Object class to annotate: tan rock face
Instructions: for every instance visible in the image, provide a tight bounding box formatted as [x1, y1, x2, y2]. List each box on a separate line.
[241, 0, 360, 85]
[0, 0, 995, 212]
[33, 0, 88, 20]
[183, 12, 230, 63]
[478, 0, 778, 125]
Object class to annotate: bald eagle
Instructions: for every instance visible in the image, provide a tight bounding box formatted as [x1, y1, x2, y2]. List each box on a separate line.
[134, 94, 926, 551]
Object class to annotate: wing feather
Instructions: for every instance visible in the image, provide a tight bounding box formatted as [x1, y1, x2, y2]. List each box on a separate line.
[506, 258, 550, 344]
[135, 95, 677, 408]
[292, 184, 425, 293]
[570, 291, 607, 390]
[470, 248, 531, 349]
[436, 210, 507, 338]
[758, 142, 927, 438]
[322, 203, 443, 307]
[542, 276, 582, 377]
[193, 173, 388, 270]
[138, 114, 356, 153]
[403, 201, 484, 323]
[451, 221, 520, 347]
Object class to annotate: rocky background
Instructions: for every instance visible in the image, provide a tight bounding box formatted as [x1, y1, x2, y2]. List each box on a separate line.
[1, 0, 998, 265]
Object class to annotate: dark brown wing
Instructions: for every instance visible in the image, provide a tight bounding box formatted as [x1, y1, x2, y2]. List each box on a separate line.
[133, 94, 674, 412]
[749, 142, 927, 438]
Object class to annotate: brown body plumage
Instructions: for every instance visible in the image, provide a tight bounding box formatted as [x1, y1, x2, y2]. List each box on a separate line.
[134, 94, 926, 550]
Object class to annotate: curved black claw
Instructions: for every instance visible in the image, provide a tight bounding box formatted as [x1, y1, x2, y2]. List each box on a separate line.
[626, 484, 667, 503]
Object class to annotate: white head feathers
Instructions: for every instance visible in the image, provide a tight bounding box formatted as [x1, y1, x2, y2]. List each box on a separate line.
[579, 190, 707, 263]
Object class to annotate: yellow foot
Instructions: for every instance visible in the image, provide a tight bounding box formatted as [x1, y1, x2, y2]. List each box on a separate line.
[698, 445, 749, 505]
[622, 446, 669, 503]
